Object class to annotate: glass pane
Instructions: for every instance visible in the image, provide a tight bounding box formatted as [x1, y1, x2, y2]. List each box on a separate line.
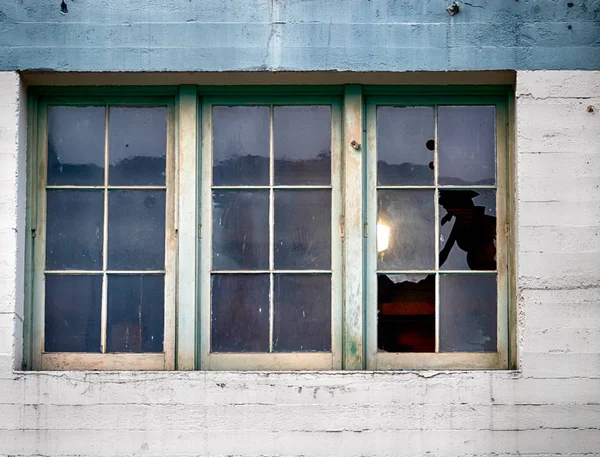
[108, 190, 165, 270]
[212, 106, 270, 186]
[47, 106, 105, 186]
[377, 190, 435, 270]
[46, 190, 104, 270]
[377, 274, 435, 352]
[377, 106, 435, 186]
[273, 106, 331, 185]
[439, 190, 497, 271]
[212, 190, 269, 270]
[438, 106, 496, 185]
[211, 274, 269, 353]
[274, 190, 331, 270]
[273, 274, 331, 352]
[106, 275, 164, 353]
[44, 275, 102, 352]
[109, 107, 167, 186]
[439, 274, 497, 352]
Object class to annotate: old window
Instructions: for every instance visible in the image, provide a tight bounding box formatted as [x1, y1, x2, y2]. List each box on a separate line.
[26, 87, 512, 371]
[365, 95, 510, 370]
[29, 97, 176, 370]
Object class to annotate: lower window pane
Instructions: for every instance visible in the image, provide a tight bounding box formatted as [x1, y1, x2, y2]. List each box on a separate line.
[106, 275, 164, 353]
[377, 274, 435, 353]
[211, 274, 269, 353]
[273, 274, 331, 352]
[439, 274, 497, 352]
[44, 275, 102, 352]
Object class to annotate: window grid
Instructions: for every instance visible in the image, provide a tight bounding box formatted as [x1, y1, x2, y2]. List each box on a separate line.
[366, 96, 508, 370]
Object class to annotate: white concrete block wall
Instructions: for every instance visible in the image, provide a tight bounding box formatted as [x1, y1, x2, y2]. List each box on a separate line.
[0, 70, 599, 457]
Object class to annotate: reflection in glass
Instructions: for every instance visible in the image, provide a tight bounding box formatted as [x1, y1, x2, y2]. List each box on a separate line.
[274, 190, 331, 270]
[377, 274, 435, 352]
[439, 190, 496, 271]
[108, 190, 166, 270]
[44, 275, 102, 352]
[438, 106, 496, 185]
[212, 106, 270, 186]
[377, 106, 434, 186]
[109, 107, 167, 186]
[212, 191, 269, 270]
[273, 106, 331, 185]
[273, 274, 331, 352]
[439, 274, 497, 352]
[47, 106, 105, 186]
[106, 275, 164, 353]
[46, 190, 104, 270]
[211, 274, 270, 353]
[377, 190, 435, 270]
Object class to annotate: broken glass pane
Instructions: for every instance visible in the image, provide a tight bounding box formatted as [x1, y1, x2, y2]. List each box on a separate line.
[377, 273, 435, 353]
[439, 189, 497, 271]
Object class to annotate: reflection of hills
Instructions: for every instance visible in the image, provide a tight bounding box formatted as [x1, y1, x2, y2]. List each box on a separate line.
[109, 155, 166, 185]
[377, 160, 494, 186]
[49, 139, 166, 185]
[213, 153, 331, 185]
[377, 161, 432, 185]
[48, 138, 104, 184]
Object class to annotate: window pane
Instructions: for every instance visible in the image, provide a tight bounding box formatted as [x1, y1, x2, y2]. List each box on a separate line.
[44, 275, 102, 352]
[273, 106, 331, 185]
[439, 189, 497, 271]
[212, 106, 270, 186]
[377, 106, 435, 186]
[211, 274, 270, 353]
[377, 274, 435, 352]
[108, 190, 166, 270]
[274, 190, 331, 270]
[438, 106, 496, 185]
[439, 274, 497, 352]
[106, 275, 164, 353]
[377, 190, 435, 270]
[46, 190, 104, 270]
[47, 106, 105, 186]
[108, 107, 167, 186]
[273, 274, 331, 352]
[212, 190, 269, 270]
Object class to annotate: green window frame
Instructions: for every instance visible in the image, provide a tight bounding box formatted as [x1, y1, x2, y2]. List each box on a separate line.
[24, 85, 515, 371]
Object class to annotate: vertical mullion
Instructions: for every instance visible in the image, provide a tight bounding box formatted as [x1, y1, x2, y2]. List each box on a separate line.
[434, 105, 440, 353]
[269, 105, 275, 353]
[100, 106, 109, 354]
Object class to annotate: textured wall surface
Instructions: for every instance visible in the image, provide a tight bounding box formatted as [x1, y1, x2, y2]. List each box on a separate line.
[1, 70, 600, 456]
[0, 0, 599, 72]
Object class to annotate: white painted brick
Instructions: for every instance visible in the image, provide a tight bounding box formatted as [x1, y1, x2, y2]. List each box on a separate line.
[519, 226, 600, 253]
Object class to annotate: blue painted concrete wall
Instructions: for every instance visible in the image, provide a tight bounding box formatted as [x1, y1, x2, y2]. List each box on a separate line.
[1, 0, 598, 72]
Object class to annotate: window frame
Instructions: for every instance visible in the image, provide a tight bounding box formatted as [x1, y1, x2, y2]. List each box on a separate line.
[365, 94, 511, 370]
[27, 94, 178, 370]
[23, 85, 515, 372]
[198, 96, 344, 370]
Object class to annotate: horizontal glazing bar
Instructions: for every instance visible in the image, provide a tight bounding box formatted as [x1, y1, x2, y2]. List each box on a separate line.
[376, 185, 497, 190]
[211, 270, 332, 274]
[439, 270, 497, 274]
[376, 270, 497, 274]
[44, 270, 166, 275]
[211, 185, 333, 190]
[46, 186, 167, 190]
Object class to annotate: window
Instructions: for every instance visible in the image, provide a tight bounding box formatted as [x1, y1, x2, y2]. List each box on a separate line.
[25, 86, 513, 371]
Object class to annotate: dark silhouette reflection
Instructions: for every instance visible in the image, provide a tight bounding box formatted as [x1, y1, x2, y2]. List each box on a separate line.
[377, 274, 435, 352]
[439, 190, 496, 271]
